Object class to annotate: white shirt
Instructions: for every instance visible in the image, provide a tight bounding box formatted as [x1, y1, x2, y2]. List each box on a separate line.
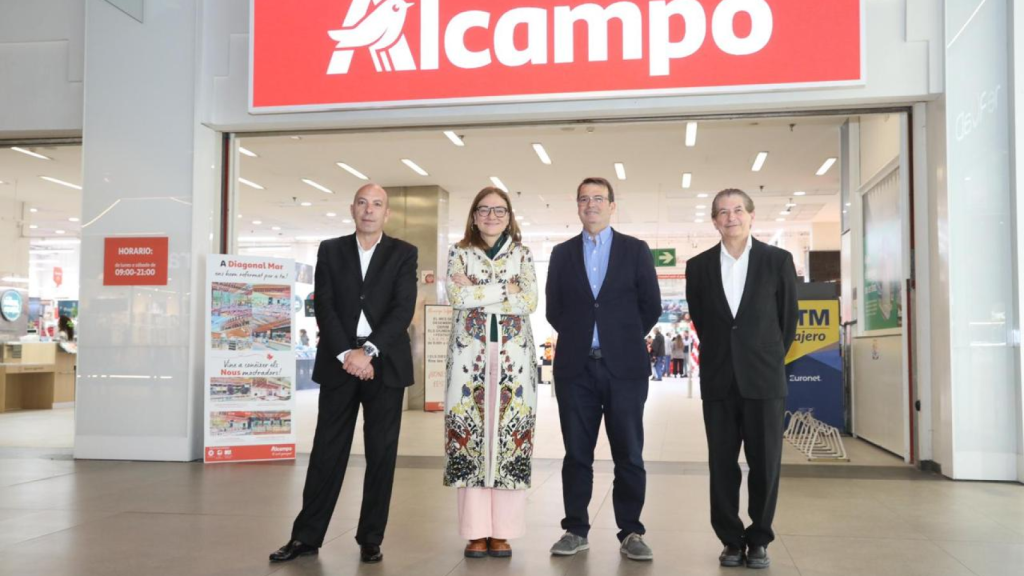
[337, 233, 382, 363]
[720, 235, 753, 318]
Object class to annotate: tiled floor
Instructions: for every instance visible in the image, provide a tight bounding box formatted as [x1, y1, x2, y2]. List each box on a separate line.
[0, 450, 1021, 575]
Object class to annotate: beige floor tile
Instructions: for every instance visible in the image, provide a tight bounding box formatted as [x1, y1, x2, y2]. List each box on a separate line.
[782, 534, 976, 576]
[933, 539, 1024, 576]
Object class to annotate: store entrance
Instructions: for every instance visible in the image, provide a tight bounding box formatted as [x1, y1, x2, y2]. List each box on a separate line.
[226, 111, 915, 466]
[0, 142, 82, 451]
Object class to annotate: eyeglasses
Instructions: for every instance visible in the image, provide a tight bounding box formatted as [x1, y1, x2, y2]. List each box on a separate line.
[577, 195, 608, 206]
[475, 206, 509, 218]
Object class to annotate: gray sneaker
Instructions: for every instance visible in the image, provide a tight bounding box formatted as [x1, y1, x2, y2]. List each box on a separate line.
[550, 531, 589, 556]
[619, 533, 653, 561]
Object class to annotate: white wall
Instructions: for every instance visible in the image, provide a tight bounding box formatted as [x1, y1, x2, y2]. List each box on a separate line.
[860, 114, 903, 184]
[0, 0, 84, 138]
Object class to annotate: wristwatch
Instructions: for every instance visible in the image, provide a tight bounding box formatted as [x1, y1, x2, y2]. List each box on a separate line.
[362, 342, 379, 357]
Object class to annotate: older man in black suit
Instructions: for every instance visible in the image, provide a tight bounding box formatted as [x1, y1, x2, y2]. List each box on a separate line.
[546, 177, 661, 561]
[685, 188, 798, 570]
[270, 183, 418, 565]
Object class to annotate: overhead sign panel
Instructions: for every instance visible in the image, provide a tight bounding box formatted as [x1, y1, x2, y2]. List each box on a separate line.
[250, 0, 864, 112]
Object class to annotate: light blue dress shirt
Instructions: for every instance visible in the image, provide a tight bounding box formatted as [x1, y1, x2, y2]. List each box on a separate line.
[582, 226, 613, 348]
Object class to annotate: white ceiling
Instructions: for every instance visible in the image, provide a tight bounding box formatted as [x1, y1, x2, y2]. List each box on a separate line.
[235, 115, 846, 246]
[0, 144, 83, 239]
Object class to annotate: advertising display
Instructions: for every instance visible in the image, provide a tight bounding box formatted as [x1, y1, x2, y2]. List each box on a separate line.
[424, 304, 452, 411]
[251, 0, 864, 112]
[784, 300, 843, 429]
[204, 255, 297, 463]
[862, 167, 902, 332]
[103, 237, 169, 286]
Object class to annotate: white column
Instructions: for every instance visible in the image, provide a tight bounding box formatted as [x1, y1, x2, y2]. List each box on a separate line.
[74, 0, 220, 461]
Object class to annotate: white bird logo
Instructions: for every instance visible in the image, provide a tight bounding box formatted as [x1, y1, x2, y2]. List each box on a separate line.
[327, 0, 416, 73]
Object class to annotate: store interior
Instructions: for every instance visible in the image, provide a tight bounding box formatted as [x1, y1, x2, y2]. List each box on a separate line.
[0, 114, 908, 466]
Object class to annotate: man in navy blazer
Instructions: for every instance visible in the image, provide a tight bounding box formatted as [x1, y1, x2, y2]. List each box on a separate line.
[546, 177, 661, 561]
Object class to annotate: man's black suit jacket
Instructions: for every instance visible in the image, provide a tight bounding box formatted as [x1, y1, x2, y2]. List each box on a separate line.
[546, 229, 662, 380]
[684, 238, 799, 400]
[651, 333, 666, 357]
[311, 233, 418, 389]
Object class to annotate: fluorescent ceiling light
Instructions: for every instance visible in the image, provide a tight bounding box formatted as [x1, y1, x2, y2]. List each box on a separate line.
[695, 219, 704, 223]
[685, 122, 697, 147]
[342, 219, 353, 224]
[682, 173, 692, 188]
[300, 201, 312, 207]
[793, 191, 806, 196]
[785, 202, 797, 208]
[29, 208, 38, 213]
[751, 152, 768, 172]
[326, 212, 337, 218]
[695, 212, 705, 217]
[252, 220, 262, 225]
[444, 131, 465, 147]
[11, 147, 51, 160]
[55, 230, 66, 234]
[490, 176, 508, 192]
[238, 177, 264, 190]
[290, 136, 302, 140]
[401, 158, 429, 176]
[614, 162, 626, 180]
[1, 276, 29, 283]
[238, 147, 258, 158]
[817, 157, 837, 176]
[69, 217, 79, 222]
[697, 193, 709, 198]
[521, 222, 532, 226]
[29, 225, 38, 229]
[775, 218, 785, 222]
[696, 205, 706, 209]
[302, 178, 334, 194]
[337, 162, 368, 180]
[40, 176, 82, 190]
[532, 143, 552, 165]
[271, 226, 281, 231]
[845, 202, 852, 207]
[780, 210, 791, 216]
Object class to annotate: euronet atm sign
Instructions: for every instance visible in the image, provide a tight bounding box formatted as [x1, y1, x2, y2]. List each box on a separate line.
[250, 0, 863, 111]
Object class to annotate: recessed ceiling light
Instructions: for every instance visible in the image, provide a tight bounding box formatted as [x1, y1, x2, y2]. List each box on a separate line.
[775, 218, 785, 222]
[401, 158, 429, 176]
[532, 143, 552, 165]
[55, 230, 66, 234]
[614, 162, 626, 180]
[237, 214, 243, 218]
[342, 219, 352, 224]
[271, 226, 281, 231]
[326, 212, 337, 218]
[300, 201, 312, 207]
[845, 202, 852, 207]
[490, 176, 508, 192]
[290, 136, 302, 140]
[29, 225, 38, 229]
[780, 210, 791, 216]
[68, 217, 79, 222]
[444, 131, 465, 147]
[29, 208, 38, 213]
[302, 178, 334, 194]
[697, 193, 709, 198]
[238, 147, 258, 158]
[785, 202, 796, 208]
[681, 173, 692, 188]
[40, 176, 82, 190]
[11, 147, 51, 160]
[238, 177, 264, 190]
[751, 151, 768, 172]
[696, 212, 705, 217]
[794, 191, 806, 197]
[337, 162, 369, 180]
[685, 122, 697, 147]
[252, 220, 262, 225]
[817, 157, 837, 176]
[695, 219, 704, 223]
[696, 204, 706, 209]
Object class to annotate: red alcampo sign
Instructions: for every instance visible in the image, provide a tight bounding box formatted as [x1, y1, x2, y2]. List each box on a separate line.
[251, 0, 863, 111]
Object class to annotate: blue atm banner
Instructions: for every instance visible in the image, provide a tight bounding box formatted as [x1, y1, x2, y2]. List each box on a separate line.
[784, 300, 843, 429]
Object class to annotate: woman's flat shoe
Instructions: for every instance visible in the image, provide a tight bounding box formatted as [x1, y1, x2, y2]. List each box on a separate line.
[465, 538, 488, 558]
[488, 538, 512, 558]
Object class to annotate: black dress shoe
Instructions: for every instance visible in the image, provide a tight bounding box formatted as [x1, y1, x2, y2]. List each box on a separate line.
[718, 543, 745, 568]
[746, 545, 770, 569]
[269, 540, 318, 562]
[361, 544, 383, 563]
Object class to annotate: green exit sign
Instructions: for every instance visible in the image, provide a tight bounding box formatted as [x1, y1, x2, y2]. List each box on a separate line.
[651, 248, 676, 267]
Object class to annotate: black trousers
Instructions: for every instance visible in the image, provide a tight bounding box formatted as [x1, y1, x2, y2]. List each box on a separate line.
[702, 383, 785, 548]
[555, 357, 648, 541]
[291, 378, 405, 547]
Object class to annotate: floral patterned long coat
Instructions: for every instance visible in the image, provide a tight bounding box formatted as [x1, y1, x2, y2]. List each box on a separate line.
[443, 241, 538, 489]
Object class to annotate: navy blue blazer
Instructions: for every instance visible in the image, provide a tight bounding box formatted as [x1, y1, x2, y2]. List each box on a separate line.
[546, 229, 662, 380]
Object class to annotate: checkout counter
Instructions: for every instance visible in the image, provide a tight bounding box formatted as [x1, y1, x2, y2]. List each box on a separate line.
[0, 341, 76, 412]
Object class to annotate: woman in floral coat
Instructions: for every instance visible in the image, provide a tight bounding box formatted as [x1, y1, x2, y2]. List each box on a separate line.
[444, 186, 538, 559]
